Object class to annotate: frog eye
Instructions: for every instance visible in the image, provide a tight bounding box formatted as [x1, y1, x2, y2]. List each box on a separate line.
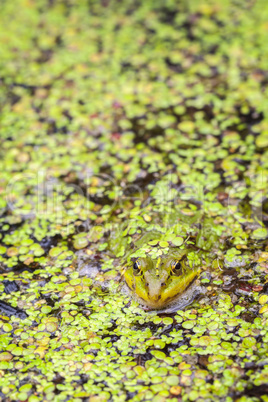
[172, 261, 181, 273]
[133, 260, 141, 271]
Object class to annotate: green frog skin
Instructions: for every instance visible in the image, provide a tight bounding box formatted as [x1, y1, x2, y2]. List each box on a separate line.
[108, 214, 217, 311]
[123, 247, 201, 310]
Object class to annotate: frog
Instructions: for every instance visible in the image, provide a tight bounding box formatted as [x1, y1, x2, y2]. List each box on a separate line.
[106, 211, 219, 312]
[119, 229, 204, 311]
[123, 247, 201, 311]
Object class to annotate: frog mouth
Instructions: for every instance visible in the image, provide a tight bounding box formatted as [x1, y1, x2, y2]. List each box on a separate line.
[137, 294, 177, 310]
[138, 275, 200, 310]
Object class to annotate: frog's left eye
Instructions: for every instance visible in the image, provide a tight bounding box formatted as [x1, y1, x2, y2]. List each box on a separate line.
[133, 260, 141, 271]
[172, 261, 181, 273]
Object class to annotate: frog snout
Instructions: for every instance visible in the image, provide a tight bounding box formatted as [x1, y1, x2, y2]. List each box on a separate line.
[147, 282, 162, 301]
[150, 294, 162, 302]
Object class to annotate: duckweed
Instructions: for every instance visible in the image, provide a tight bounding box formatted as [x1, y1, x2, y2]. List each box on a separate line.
[0, 0, 268, 400]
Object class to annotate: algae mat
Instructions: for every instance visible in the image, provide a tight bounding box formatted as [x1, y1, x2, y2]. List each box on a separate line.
[0, 0, 268, 401]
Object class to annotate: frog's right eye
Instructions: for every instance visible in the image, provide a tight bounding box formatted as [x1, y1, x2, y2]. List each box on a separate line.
[171, 260, 182, 275]
[133, 260, 141, 271]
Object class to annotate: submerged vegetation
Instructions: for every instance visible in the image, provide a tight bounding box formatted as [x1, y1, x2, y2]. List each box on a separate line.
[0, 0, 268, 400]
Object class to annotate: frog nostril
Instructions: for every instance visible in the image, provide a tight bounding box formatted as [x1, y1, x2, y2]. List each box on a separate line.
[161, 282, 165, 287]
[146, 282, 149, 287]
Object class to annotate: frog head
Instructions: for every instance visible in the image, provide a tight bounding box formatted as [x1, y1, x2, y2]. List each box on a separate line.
[124, 248, 201, 310]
